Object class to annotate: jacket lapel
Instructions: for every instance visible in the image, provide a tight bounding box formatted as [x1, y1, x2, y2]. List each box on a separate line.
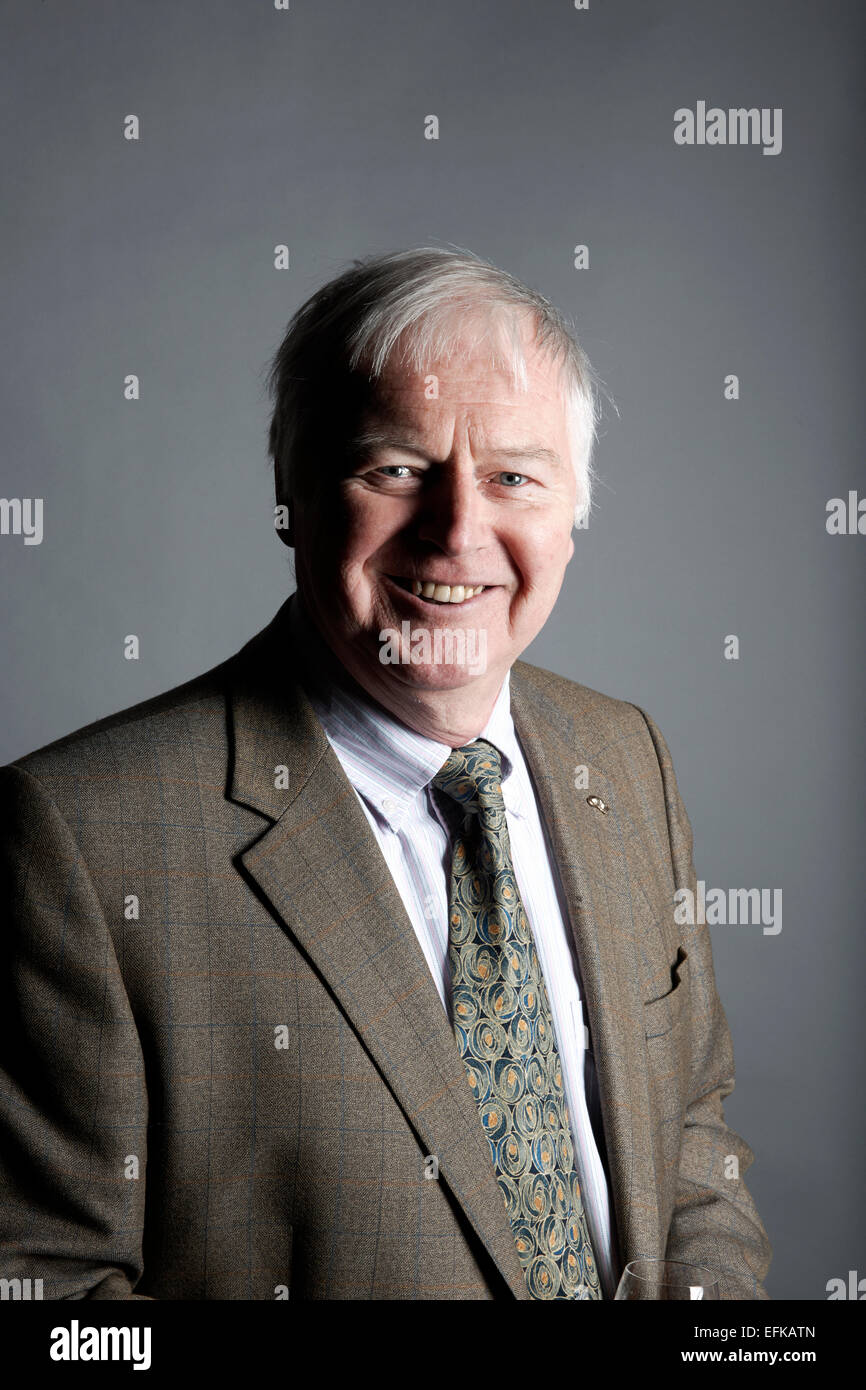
[509, 665, 663, 1271]
[224, 601, 531, 1298]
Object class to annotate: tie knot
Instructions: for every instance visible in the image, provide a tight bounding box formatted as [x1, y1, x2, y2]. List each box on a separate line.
[432, 738, 504, 815]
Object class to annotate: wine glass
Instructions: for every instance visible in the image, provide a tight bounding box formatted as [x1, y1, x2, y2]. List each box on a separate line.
[615, 1258, 720, 1300]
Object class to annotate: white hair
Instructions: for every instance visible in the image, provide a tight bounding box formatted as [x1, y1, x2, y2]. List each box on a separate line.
[267, 246, 605, 528]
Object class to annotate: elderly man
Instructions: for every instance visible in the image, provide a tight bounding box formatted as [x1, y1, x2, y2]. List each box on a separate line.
[0, 248, 771, 1300]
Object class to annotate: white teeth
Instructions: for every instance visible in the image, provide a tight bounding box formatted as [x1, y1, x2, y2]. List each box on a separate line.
[407, 579, 485, 603]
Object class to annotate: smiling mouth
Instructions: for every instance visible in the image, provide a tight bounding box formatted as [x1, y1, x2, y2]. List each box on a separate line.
[388, 576, 489, 605]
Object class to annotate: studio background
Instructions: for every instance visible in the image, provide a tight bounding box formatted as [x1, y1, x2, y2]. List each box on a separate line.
[2, 0, 864, 1300]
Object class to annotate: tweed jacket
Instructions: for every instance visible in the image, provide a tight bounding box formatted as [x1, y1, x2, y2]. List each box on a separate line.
[0, 596, 772, 1299]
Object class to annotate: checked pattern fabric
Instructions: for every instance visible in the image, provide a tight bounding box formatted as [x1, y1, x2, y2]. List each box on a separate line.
[432, 739, 602, 1300]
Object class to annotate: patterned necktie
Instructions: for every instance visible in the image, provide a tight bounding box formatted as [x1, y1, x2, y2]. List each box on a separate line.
[432, 739, 602, 1300]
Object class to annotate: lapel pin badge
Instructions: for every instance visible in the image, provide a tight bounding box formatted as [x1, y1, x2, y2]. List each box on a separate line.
[586, 795, 608, 815]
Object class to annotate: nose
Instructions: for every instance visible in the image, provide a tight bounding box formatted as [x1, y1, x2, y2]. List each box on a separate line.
[416, 465, 488, 556]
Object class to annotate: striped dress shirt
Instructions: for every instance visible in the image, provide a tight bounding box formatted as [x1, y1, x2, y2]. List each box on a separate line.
[289, 594, 621, 1297]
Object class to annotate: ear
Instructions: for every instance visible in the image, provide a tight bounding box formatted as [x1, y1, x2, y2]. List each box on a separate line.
[565, 532, 575, 565]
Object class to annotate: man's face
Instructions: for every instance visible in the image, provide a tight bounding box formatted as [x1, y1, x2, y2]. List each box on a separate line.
[292, 317, 578, 707]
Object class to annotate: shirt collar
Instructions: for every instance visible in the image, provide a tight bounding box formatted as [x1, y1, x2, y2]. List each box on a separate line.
[287, 590, 529, 832]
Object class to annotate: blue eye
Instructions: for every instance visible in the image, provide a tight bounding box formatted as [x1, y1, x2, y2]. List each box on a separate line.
[499, 472, 527, 486]
[378, 465, 412, 477]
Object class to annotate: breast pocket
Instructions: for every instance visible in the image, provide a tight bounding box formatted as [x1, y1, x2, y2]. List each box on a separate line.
[643, 946, 690, 1039]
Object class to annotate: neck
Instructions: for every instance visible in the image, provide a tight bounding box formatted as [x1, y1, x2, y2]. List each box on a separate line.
[356, 671, 505, 747]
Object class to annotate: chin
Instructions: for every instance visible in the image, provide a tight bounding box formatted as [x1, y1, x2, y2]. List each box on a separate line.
[392, 663, 489, 691]
[364, 645, 497, 692]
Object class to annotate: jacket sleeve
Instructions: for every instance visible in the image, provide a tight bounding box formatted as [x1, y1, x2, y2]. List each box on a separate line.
[634, 709, 773, 1300]
[0, 764, 154, 1299]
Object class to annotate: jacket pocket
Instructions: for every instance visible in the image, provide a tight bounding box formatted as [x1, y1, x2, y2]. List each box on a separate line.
[643, 946, 690, 1038]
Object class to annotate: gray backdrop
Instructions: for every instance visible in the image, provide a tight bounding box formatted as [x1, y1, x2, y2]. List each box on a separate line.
[2, 0, 864, 1301]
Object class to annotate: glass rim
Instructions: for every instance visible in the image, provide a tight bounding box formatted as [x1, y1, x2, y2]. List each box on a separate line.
[620, 1258, 720, 1286]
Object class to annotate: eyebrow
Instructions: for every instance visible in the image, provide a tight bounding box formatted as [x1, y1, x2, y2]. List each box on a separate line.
[491, 445, 563, 467]
[348, 430, 563, 468]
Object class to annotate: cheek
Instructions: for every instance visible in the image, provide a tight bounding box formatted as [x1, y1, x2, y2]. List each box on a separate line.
[511, 525, 572, 593]
[310, 511, 373, 585]
[342, 495, 401, 555]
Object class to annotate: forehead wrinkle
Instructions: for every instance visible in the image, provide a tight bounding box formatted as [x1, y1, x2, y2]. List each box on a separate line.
[347, 427, 563, 470]
[358, 379, 564, 433]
